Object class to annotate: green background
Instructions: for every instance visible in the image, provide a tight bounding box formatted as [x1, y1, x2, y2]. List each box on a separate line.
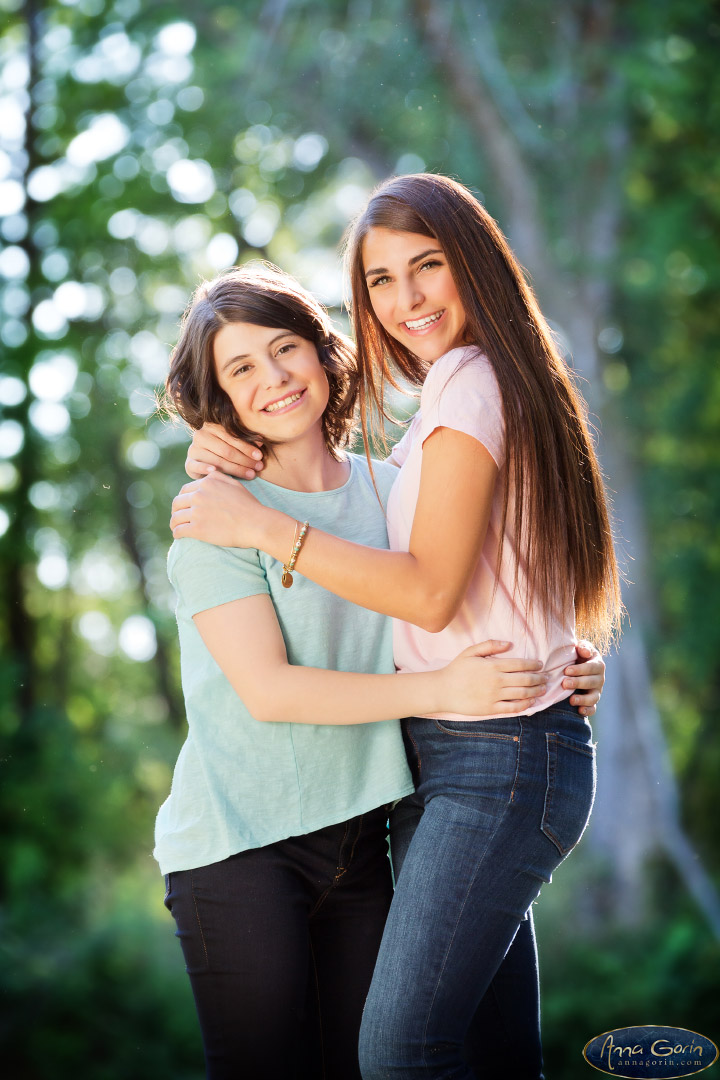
[1, 1, 718, 1076]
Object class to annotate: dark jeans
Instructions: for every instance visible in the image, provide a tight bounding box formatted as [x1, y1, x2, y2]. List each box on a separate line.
[164, 807, 393, 1080]
[360, 700, 596, 1080]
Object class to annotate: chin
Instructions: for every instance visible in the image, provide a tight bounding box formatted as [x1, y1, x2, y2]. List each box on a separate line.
[414, 340, 452, 363]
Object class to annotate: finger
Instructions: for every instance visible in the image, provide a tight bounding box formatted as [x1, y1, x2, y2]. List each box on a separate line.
[570, 689, 600, 707]
[187, 447, 260, 480]
[171, 500, 194, 521]
[500, 671, 547, 688]
[193, 430, 264, 466]
[201, 424, 264, 458]
[172, 523, 196, 539]
[497, 697, 536, 712]
[208, 468, 245, 485]
[191, 432, 263, 463]
[496, 658, 544, 673]
[169, 508, 192, 529]
[185, 457, 217, 480]
[501, 684, 546, 699]
[564, 660, 603, 677]
[579, 704, 597, 717]
[563, 672, 602, 690]
[463, 640, 512, 657]
[576, 640, 600, 659]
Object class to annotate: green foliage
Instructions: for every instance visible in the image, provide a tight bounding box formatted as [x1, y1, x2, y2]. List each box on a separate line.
[612, 3, 720, 864]
[539, 914, 720, 1080]
[0, 0, 718, 1073]
[1, 858, 203, 1079]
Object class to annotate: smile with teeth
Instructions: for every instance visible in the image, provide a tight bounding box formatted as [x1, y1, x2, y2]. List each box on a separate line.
[404, 310, 444, 330]
[263, 390, 305, 413]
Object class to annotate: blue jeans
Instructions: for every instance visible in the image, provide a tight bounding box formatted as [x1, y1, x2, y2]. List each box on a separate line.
[359, 700, 596, 1080]
[164, 807, 393, 1080]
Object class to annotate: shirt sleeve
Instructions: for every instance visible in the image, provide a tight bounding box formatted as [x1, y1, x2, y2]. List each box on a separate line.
[419, 349, 505, 468]
[167, 538, 269, 618]
[387, 412, 421, 467]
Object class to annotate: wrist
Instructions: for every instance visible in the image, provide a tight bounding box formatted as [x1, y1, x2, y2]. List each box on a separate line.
[424, 668, 448, 714]
[258, 507, 298, 562]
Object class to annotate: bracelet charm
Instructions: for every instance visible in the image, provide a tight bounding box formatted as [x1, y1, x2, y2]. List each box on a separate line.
[281, 520, 309, 589]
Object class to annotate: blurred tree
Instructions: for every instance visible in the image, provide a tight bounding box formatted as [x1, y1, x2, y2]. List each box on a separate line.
[0, 0, 718, 1075]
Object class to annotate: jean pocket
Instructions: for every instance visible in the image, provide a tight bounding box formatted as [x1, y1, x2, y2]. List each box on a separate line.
[432, 718, 520, 740]
[541, 732, 596, 856]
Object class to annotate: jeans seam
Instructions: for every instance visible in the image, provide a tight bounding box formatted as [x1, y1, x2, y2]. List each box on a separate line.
[549, 731, 595, 756]
[189, 869, 209, 969]
[405, 722, 423, 777]
[509, 723, 523, 802]
[308, 936, 326, 1079]
[432, 720, 517, 740]
[541, 732, 594, 855]
[309, 820, 352, 916]
[309, 879, 335, 917]
[336, 816, 362, 882]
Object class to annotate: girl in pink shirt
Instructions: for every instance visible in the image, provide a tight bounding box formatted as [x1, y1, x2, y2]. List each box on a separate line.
[172, 174, 619, 1079]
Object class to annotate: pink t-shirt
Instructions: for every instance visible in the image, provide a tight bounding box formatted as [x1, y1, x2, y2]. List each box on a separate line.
[387, 345, 577, 721]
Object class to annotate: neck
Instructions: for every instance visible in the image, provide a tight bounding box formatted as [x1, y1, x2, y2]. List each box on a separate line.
[259, 426, 349, 493]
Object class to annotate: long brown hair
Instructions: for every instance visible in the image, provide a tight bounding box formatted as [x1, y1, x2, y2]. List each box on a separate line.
[165, 263, 359, 458]
[344, 173, 622, 649]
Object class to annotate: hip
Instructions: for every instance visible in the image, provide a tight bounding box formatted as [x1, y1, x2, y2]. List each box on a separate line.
[400, 698, 596, 855]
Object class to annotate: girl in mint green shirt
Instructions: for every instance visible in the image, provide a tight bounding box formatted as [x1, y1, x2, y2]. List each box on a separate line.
[159, 263, 546, 1079]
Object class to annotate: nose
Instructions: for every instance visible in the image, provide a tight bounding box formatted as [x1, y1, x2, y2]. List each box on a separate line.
[396, 274, 423, 315]
[262, 356, 289, 389]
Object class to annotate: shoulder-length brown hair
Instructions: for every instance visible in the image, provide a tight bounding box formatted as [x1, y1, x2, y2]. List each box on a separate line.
[344, 173, 622, 650]
[164, 263, 359, 458]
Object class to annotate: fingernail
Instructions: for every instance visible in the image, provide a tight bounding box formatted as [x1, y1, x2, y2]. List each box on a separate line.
[245, 470, 255, 480]
[254, 461, 264, 470]
[252, 450, 263, 460]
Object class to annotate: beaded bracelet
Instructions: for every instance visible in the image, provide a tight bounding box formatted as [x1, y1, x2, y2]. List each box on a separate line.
[281, 520, 309, 588]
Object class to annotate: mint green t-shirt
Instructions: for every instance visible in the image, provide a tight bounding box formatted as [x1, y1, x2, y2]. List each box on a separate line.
[154, 454, 414, 875]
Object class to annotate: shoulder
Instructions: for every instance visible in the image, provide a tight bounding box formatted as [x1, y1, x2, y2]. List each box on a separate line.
[167, 535, 260, 584]
[419, 346, 505, 467]
[348, 452, 397, 501]
[424, 346, 499, 403]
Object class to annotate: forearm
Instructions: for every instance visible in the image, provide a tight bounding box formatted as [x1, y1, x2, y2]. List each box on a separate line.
[257, 507, 454, 631]
[240, 662, 444, 725]
[173, 430, 496, 629]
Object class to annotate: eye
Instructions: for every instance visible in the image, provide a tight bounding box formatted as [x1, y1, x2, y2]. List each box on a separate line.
[418, 259, 442, 272]
[368, 274, 390, 288]
[275, 341, 297, 356]
[232, 362, 252, 377]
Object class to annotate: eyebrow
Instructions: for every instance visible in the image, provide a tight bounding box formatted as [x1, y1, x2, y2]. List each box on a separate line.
[219, 331, 295, 372]
[364, 248, 444, 278]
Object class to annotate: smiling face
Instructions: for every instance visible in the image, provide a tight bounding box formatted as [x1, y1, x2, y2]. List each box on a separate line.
[212, 321, 330, 447]
[362, 227, 467, 363]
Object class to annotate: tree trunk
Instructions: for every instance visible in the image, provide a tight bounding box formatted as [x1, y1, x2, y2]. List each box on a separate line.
[4, 0, 42, 725]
